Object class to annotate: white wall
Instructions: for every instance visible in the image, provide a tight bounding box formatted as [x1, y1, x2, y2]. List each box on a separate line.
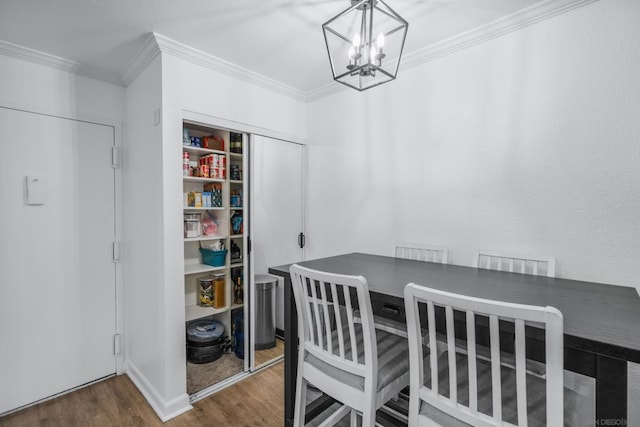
[0, 54, 124, 122]
[121, 46, 308, 419]
[306, 0, 640, 290]
[123, 55, 192, 421]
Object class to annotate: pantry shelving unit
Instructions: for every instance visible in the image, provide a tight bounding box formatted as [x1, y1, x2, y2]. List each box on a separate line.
[182, 120, 248, 396]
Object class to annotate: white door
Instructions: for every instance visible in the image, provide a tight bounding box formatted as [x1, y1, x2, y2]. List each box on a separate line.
[250, 135, 304, 367]
[0, 108, 117, 414]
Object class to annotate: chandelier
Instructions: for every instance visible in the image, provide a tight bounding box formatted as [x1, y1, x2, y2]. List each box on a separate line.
[322, 0, 408, 91]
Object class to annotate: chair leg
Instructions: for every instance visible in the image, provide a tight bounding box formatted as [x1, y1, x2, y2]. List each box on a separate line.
[294, 375, 307, 427]
[350, 409, 357, 426]
[362, 409, 376, 427]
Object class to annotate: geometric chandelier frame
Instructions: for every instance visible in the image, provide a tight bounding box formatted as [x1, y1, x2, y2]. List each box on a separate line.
[322, 0, 408, 91]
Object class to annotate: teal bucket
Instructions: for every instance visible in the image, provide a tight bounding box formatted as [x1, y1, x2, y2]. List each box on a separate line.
[200, 248, 227, 267]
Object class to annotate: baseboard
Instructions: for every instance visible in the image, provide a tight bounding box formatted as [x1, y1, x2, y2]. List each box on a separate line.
[276, 328, 285, 340]
[124, 360, 192, 422]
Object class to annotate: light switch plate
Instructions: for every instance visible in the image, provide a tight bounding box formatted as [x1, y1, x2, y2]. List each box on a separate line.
[25, 175, 46, 205]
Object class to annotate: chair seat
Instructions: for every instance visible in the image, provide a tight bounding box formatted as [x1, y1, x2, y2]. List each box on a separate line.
[305, 324, 413, 392]
[419, 352, 584, 426]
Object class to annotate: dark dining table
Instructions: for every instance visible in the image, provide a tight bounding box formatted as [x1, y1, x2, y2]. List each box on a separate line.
[269, 252, 640, 427]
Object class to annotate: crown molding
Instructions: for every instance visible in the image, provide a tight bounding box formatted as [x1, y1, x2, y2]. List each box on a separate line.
[0, 0, 598, 101]
[151, 33, 307, 102]
[0, 39, 123, 86]
[308, 0, 599, 101]
[121, 33, 161, 87]
[401, 0, 598, 70]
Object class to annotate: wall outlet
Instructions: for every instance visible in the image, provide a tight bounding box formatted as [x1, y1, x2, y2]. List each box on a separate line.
[153, 108, 161, 126]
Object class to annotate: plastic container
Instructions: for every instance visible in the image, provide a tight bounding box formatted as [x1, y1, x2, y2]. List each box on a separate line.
[184, 213, 201, 238]
[200, 248, 227, 267]
[233, 310, 244, 359]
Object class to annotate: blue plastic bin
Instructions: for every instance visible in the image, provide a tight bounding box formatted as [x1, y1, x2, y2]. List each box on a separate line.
[200, 248, 227, 267]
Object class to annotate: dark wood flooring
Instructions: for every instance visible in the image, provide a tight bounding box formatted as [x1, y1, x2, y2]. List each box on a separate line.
[0, 361, 284, 426]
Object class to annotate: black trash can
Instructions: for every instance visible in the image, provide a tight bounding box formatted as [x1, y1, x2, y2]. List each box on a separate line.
[254, 274, 278, 350]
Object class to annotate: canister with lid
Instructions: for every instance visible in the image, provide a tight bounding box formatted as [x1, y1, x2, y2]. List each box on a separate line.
[198, 277, 214, 306]
[213, 273, 226, 309]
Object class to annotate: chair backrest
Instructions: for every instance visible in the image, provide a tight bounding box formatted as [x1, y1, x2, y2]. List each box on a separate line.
[474, 250, 556, 277]
[404, 283, 564, 427]
[395, 243, 449, 264]
[289, 264, 378, 391]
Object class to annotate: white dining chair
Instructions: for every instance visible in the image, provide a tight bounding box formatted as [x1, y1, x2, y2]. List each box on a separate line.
[289, 264, 412, 426]
[404, 282, 586, 426]
[474, 250, 556, 277]
[395, 243, 449, 264]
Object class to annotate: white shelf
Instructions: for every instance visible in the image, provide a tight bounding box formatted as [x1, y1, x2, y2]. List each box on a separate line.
[230, 234, 243, 239]
[184, 206, 224, 211]
[230, 262, 243, 268]
[229, 180, 243, 185]
[184, 263, 226, 275]
[184, 235, 227, 242]
[185, 304, 229, 322]
[229, 152, 243, 157]
[231, 303, 244, 310]
[183, 176, 225, 183]
[230, 207, 243, 210]
[182, 146, 225, 156]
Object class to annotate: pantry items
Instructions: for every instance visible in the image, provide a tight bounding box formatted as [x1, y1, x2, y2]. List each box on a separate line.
[198, 277, 214, 306]
[213, 273, 226, 309]
[230, 241, 242, 263]
[201, 212, 219, 236]
[186, 319, 226, 364]
[230, 211, 243, 235]
[200, 240, 227, 267]
[184, 213, 202, 238]
[230, 132, 243, 154]
[230, 189, 242, 207]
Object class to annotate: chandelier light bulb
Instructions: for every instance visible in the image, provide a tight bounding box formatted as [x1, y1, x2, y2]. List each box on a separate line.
[376, 33, 385, 49]
[352, 33, 361, 49]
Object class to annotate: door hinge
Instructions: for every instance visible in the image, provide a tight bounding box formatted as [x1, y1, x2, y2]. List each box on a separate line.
[113, 334, 121, 355]
[111, 147, 120, 168]
[112, 241, 121, 262]
[298, 232, 306, 249]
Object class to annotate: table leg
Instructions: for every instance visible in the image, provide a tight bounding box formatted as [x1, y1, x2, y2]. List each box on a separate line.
[283, 274, 296, 427]
[596, 354, 627, 425]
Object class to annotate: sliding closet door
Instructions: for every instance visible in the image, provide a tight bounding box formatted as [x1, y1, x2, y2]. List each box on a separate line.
[0, 107, 117, 414]
[250, 135, 304, 369]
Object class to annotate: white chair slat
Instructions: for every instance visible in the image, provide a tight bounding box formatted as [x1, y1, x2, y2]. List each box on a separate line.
[342, 284, 359, 364]
[445, 305, 457, 405]
[309, 279, 323, 349]
[489, 314, 502, 423]
[466, 310, 478, 414]
[515, 319, 528, 427]
[426, 300, 439, 395]
[318, 281, 332, 354]
[330, 282, 345, 359]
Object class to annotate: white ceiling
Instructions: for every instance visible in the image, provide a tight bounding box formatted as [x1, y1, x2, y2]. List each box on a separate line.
[0, 0, 563, 94]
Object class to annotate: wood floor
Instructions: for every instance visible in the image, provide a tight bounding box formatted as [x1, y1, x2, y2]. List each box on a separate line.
[255, 338, 285, 367]
[0, 361, 284, 426]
